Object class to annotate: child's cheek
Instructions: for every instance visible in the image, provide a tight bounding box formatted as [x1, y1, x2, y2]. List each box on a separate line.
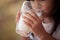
[42, 3, 53, 14]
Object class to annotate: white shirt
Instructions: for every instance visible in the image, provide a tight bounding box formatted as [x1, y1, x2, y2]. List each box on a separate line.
[28, 23, 60, 40]
[52, 24, 60, 40]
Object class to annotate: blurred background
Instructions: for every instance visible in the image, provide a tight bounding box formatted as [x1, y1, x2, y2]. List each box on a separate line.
[0, 0, 25, 40]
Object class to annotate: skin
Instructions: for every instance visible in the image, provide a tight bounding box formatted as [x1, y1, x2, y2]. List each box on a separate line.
[30, 0, 54, 17]
[16, 0, 56, 40]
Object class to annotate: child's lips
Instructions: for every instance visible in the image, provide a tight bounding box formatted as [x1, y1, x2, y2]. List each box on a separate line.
[34, 9, 44, 13]
[33, 8, 47, 12]
[36, 9, 47, 13]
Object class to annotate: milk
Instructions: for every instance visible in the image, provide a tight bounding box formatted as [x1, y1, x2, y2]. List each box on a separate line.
[16, 1, 43, 37]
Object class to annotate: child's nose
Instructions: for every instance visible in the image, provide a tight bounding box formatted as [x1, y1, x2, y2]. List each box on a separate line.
[35, 2, 42, 9]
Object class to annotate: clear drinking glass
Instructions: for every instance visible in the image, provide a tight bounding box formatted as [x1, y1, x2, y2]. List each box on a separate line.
[16, 1, 43, 37]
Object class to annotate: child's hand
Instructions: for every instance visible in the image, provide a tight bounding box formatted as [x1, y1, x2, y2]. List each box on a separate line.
[23, 10, 47, 38]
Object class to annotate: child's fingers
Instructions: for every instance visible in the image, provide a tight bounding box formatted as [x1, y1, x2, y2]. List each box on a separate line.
[23, 15, 38, 28]
[24, 12, 38, 23]
[29, 10, 40, 21]
[16, 10, 21, 24]
[23, 19, 33, 29]
[23, 16, 34, 25]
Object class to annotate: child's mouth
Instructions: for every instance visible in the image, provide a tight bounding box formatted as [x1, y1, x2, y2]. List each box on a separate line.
[33, 9, 44, 12]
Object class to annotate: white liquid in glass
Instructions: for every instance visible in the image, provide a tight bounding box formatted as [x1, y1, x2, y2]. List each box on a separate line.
[16, 1, 43, 37]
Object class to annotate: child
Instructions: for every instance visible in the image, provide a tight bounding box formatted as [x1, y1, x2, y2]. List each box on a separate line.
[16, 0, 60, 40]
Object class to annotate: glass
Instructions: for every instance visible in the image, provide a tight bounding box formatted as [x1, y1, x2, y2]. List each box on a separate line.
[16, 1, 44, 37]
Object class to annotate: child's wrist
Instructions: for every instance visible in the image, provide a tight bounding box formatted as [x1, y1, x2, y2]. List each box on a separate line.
[40, 33, 49, 40]
[38, 31, 49, 40]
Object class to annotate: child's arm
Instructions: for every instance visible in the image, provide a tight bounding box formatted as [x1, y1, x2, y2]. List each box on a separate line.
[38, 32, 57, 40]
